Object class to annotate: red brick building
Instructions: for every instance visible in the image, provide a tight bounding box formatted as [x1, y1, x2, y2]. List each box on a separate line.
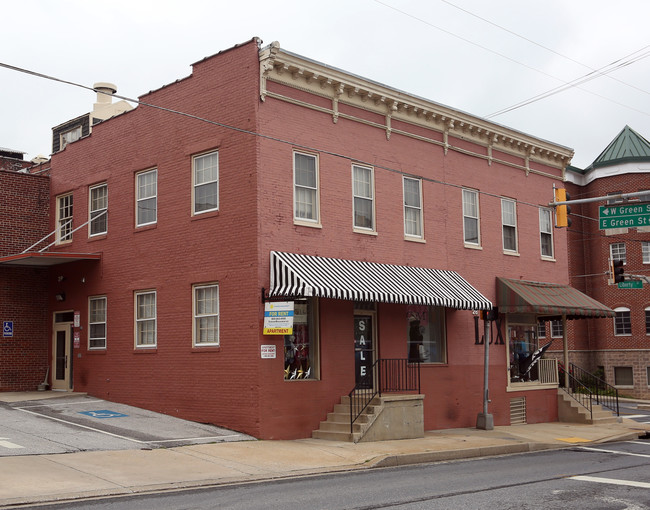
[0, 38, 615, 439]
[565, 126, 650, 399]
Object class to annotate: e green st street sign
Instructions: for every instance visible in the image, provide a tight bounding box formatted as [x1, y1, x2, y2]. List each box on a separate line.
[599, 203, 650, 229]
[618, 280, 643, 289]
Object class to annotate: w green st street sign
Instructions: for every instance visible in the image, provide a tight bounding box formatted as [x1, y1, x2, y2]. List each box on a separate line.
[599, 203, 650, 229]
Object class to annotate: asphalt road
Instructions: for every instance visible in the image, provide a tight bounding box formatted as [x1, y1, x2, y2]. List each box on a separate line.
[29, 437, 650, 510]
[0, 394, 252, 456]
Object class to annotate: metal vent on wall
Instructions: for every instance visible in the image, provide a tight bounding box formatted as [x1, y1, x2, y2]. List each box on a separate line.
[510, 397, 527, 425]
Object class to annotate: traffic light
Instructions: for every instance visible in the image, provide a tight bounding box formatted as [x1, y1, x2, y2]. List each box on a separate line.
[554, 188, 572, 227]
[611, 259, 625, 283]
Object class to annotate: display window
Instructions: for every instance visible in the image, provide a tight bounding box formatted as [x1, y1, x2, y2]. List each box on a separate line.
[284, 298, 318, 380]
[406, 305, 446, 363]
[508, 324, 539, 382]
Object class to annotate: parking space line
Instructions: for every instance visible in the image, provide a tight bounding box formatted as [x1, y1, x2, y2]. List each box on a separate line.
[14, 399, 104, 409]
[571, 475, 650, 489]
[0, 438, 24, 449]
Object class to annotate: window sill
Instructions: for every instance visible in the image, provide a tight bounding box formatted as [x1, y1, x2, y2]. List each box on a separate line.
[503, 250, 520, 257]
[133, 347, 157, 353]
[541, 256, 556, 262]
[284, 378, 318, 382]
[353, 228, 378, 236]
[135, 223, 157, 233]
[191, 209, 220, 221]
[191, 345, 221, 352]
[294, 220, 322, 229]
[614, 334, 632, 337]
[464, 243, 482, 250]
[87, 349, 107, 354]
[405, 235, 425, 244]
[88, 234, 107, 242]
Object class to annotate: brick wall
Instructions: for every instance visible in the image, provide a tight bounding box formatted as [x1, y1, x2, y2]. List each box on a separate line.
[0, 170, 50, 390]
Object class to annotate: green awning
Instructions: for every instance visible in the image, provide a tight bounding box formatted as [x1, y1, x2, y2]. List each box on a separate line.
[497, 277, 614, 319]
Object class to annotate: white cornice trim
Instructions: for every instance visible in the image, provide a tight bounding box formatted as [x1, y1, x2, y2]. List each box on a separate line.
[259, 42, 574, 172]
[567, 161, 650, 186]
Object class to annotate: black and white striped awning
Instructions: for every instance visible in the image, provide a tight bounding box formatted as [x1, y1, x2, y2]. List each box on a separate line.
[269, 251, 492, 310]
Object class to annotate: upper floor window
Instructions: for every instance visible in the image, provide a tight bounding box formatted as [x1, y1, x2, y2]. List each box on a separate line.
[539, 208, 554, 258]
[56, 193, 73, 244]
[89, 183, 108, 236]
[193, 151, 218, 214]
[501, 198, 518, 253]
[60, 126, 81, 150]
[643, 242, 650, 264]
[610, 243, 626, 264]
[136, 169, 157, 227]
[89, 296, 107, 350]
[135, 290, 156, 347]
[645, 307, 650, 335]
[193, 283, 219, 346]
[403, 177, 423, 238]
[462, 189, 480, 246]
[352, 165, 375, 231]
[614, 307, 631, 336]
[293, 152, 319, 224]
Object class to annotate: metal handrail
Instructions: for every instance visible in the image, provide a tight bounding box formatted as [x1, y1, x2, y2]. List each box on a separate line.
[558, 364, 593, 421]
[569, 362, 619, 416]
[348, 358, 420, 433]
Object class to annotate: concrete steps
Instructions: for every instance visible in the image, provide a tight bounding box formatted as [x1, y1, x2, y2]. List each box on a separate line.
[557, 388, 618, 424]
[312, 395, 383, 443]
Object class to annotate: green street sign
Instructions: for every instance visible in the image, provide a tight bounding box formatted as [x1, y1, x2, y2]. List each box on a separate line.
[599, 204, 650, 229]
[618, 281, 643, 289]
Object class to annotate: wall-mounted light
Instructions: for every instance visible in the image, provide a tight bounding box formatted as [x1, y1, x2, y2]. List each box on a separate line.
[57, 276, 66, 283]
[55, 292, 66, 302]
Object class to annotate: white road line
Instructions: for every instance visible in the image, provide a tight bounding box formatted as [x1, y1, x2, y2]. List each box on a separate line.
[622, 414, 650, 419]
[14, 399, 103, 409]
[0, 438, 24, 449]
[571, 475, 650, 489]
[578, 446, 650, 458]
[626, 441, 650, 446]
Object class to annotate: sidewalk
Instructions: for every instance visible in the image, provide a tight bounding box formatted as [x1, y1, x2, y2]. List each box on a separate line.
[0, 418, 648, 508]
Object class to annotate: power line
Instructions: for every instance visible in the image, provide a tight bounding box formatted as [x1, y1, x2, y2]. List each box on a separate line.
[373, 0, 650, 118]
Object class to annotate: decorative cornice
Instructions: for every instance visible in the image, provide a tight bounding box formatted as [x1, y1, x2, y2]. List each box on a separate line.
[260, 42, 573, 172]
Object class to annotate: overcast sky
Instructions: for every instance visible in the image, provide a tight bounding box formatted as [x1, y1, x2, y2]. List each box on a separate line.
[2, 0, 649, 169]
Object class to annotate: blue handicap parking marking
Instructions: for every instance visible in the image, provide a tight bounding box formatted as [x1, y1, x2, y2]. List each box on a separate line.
[79, 410, 128, 419]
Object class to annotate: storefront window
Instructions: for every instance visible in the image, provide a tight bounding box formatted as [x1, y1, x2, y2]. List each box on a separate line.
[509, 324, 539, 382]
[406, 305, 446, 363]
[284, 298, 318, 380]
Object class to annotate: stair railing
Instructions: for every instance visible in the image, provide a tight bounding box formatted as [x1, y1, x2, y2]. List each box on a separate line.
[558, 364, 593, 421]
[348, 358, 420, 433]
[569, 363, 619, 416]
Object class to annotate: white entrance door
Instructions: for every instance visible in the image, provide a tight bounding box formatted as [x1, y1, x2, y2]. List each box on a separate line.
[52, 322, 71, 390]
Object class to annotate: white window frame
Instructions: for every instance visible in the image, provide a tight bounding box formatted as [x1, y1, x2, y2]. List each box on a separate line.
[136, 168, 157, 227]
[462, 189, 480, 246]
[610, 243, 626, 264]
[539, 208, 554, 259]
[60, 125, 81, 150]
[537, 321, 546, 339]
[352, 164, 375, 232]
[550, 319, 563, 338]
[193, 283, 220, 347]
[135, 290, 157, 348]
[293, 151, 320, 225]
[89, 183, 108, 237]
[192, 151, 219, 215]
[403, 176, 423, 239]
[56, 193, 74, 244]
[642, 241, 650, 264]
[614, 306, 631, 336]
[88, 296, 107, 350]
[501, 198, 518, 253]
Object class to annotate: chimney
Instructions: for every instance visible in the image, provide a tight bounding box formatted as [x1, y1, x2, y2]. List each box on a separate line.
[92, 82, 118, 120]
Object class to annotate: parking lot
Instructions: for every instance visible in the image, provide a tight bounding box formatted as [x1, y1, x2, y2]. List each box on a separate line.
[0, 392, 253, 456]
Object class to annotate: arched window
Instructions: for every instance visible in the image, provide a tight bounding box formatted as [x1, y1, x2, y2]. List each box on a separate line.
[614, 307, 631, 336]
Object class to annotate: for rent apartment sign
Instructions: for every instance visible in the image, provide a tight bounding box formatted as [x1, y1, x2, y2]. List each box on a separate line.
[263, 301, 294, 335]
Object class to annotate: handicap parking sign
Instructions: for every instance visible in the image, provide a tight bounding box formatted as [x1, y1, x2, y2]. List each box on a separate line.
[79, 410, 128, 419]
[2, 321, 13, 338]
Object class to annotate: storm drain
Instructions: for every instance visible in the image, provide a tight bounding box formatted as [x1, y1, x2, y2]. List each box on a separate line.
[510, 397, 527, 424]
